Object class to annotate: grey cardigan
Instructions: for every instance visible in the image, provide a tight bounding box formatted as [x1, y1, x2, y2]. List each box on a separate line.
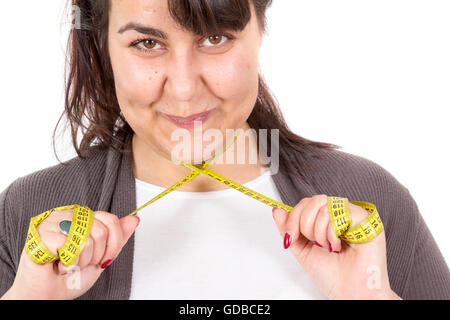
[1, 132, 449, 299]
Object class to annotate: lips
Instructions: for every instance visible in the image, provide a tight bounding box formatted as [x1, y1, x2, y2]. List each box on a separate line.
[162, 109, 214, 129]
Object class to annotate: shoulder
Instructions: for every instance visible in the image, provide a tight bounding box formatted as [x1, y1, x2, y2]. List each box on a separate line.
[306, 147, 410, 196]
[0, 145, 116, 264]
[302, 147, 418, 227]
[1, 145, 109, 219]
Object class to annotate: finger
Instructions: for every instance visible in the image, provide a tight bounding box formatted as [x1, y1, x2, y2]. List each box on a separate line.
[347, 203, 370, 225]
[93, 211, 124, 266]
[327, 223, 342, 253]
[76, 237, 94, 269]
[39, 231, 69, 257]
[299, 194, 328, 242]
[20, 232, 66, 276]
[312, 203, 331, 249]
[272, 207, 295, 249]
[36, 210, 73, 235]
[58, 256, 80, 275]
[272, 207, 289, 236]
[119, 215, 140, 243]
[284, 197, 310, 243]
[33, 209, 74, 268]
[88, 219, 109, 266]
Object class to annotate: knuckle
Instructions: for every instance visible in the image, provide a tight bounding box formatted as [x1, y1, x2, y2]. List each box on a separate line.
[293, 197, 310, 212]
[94, 210, 109, 214]
[93, 211, 107, 220]
[312, 194, 328, 205]
[95, 211, 120, 227]
[91, 222, 108, 241]
[107, 214, 120, 226]
[299, 197, 310, 205]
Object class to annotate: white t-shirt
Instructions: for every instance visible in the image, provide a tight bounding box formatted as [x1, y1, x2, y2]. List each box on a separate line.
[130, 169, 326, 300]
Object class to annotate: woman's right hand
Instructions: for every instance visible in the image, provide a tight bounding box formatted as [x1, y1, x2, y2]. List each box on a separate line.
[1, 209, 140, 300]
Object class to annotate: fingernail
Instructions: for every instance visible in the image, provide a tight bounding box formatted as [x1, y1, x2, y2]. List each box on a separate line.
[272, 207, 276, 214]
[313, 241, 323, 247]
[284, 232, 291, 249]
[328, 241, 332, 253]
[101, 259, 113, 269]
[333, 250, 340, 254]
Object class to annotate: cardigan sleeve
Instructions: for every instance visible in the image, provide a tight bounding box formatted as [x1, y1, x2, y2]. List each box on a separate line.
[375, 165, 450, 299]
[316, 150, 450, 299]
[399, 188, 450, 299]
[0, 181, 18, 297]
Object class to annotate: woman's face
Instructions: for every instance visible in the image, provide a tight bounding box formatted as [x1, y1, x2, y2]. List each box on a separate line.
[108, 0, 263, 162]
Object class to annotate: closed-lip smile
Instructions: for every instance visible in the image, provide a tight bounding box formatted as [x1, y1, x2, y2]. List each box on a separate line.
[162, 109, 214, 129]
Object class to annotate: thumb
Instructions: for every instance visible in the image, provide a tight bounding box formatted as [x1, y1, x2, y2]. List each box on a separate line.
[119, 215, 140, 243]
[272, 207, 288, 237]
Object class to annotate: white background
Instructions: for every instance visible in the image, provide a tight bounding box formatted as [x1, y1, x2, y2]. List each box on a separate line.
[0, 1, 449, 267]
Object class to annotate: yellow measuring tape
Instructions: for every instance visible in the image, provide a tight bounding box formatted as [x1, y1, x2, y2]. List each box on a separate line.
[26, 205, 94, 267]
[25, 133, 384, 267]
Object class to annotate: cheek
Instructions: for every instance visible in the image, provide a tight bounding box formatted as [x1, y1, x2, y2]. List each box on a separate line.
[207, 52, 259, 119]
[111, 54, 161, 107]
[209, 54, 257, 99]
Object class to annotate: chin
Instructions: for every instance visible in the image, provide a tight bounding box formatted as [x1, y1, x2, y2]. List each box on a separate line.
[165, 139, 220, 165]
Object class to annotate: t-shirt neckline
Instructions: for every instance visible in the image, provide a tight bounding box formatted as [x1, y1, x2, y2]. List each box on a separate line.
[135, 168, 272, 199]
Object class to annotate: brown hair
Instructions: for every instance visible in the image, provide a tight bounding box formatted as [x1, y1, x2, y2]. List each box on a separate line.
[56, 0, 341, 179]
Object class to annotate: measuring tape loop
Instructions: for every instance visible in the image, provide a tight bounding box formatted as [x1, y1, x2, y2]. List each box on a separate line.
[25, 133, 383, 266]
[25, 205, 94, 267]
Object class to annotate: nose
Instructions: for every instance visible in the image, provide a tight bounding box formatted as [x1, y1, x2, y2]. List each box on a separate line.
[164, 50, 200, 102]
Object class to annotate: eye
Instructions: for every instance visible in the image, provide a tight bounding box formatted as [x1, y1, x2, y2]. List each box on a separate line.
[131, 38, 163, 52]
[130, 33, 234, 54]
[201, 34, 234, 47]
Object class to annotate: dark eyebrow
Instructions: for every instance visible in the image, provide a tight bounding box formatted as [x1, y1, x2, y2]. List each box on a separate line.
[117, 22, 168, 39]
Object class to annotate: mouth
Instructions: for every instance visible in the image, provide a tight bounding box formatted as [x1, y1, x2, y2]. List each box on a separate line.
[162, 109, 214, 129]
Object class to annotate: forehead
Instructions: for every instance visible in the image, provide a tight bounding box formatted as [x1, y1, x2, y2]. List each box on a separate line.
[110, 0, 171, 23]
[109, 0, 256, 36]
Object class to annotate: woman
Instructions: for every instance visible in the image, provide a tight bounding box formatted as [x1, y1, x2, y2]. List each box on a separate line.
[1, 0, 449, 300]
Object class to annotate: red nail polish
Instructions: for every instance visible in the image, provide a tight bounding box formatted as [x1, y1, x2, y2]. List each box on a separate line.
[101, 259, 113, 269]
[284, 233, 291, 249]
[333, 250, 340, 254]
[328, 241, 332, 253]
[313, 241, 323, 248]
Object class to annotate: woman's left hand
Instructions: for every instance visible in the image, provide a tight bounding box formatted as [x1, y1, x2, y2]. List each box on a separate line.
[272, 194, 400, 300]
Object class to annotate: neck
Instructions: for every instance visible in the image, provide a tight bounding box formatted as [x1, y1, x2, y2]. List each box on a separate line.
[131, 124, 269, 192]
